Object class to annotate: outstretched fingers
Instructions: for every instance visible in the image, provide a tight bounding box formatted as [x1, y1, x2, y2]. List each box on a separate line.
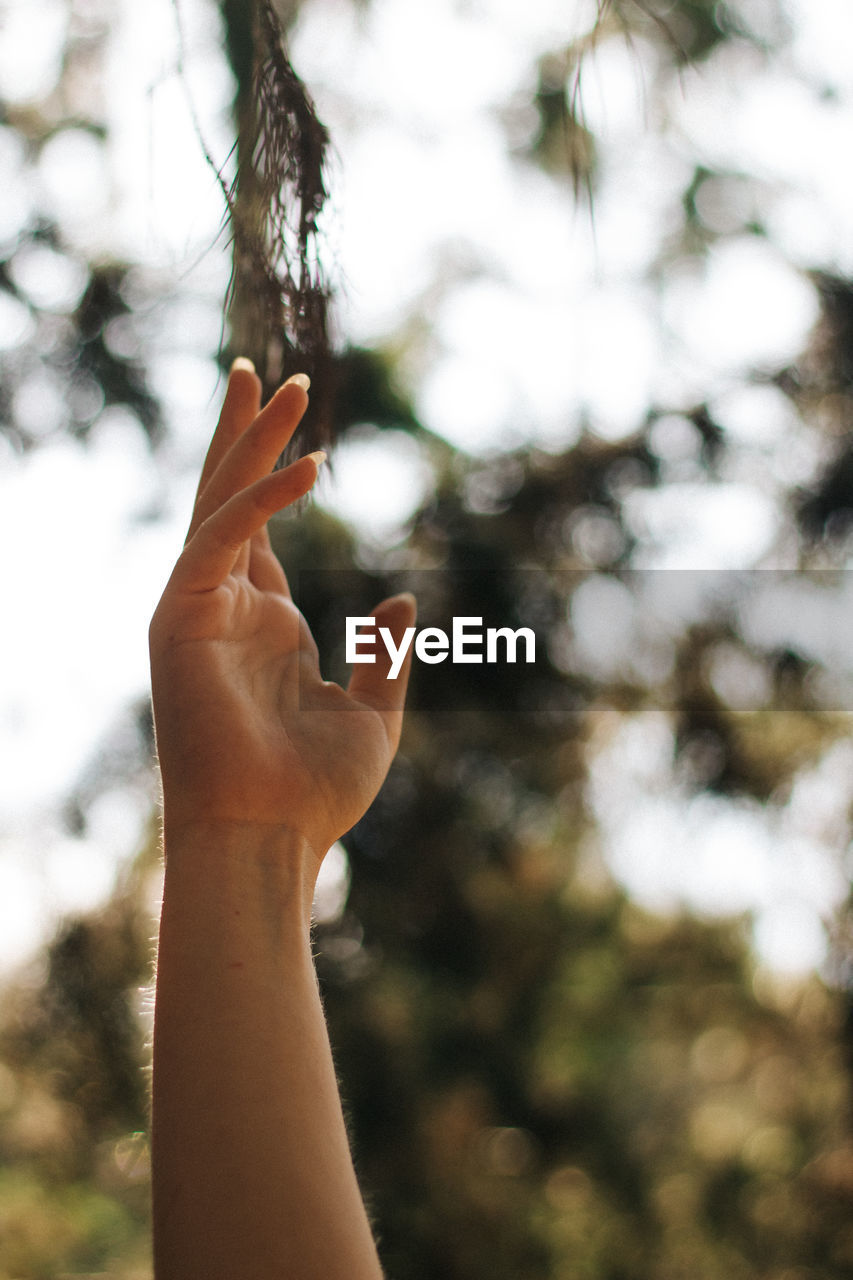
[171, 453, 325, 594]
[188, 375, 310, 540]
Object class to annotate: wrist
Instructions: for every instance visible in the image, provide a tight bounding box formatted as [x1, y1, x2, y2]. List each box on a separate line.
[160, 818, 322, 933]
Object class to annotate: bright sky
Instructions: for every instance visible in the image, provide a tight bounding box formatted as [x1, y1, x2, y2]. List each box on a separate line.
[2, 0, 853, 973]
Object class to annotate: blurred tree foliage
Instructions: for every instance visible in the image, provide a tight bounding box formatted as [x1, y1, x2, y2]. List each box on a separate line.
[2, 0, 853, 1276]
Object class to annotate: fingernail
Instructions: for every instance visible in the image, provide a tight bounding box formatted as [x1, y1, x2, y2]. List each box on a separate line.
[390, 591, 417, 614]
[230, 356, 255, 374]
[306, 450, 326, 467]
[285, 372, 311, 391]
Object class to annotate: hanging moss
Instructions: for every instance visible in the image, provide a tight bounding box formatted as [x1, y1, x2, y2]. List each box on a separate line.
[220, 0, 335, 454]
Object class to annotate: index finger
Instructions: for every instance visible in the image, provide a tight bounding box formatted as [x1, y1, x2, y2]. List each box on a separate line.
[172, 453, 325, 594]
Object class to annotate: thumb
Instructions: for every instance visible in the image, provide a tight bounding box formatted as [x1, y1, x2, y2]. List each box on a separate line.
[347, 593, 417, 739]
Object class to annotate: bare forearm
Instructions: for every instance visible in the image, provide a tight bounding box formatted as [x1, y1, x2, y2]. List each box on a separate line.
[151, 822, 383, 1280]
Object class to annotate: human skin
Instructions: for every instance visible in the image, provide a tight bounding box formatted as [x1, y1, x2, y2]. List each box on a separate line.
[148, 360, 415, 1279]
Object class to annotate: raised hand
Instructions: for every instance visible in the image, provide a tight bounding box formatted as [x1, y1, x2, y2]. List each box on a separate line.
[148, 358, 416, 864]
